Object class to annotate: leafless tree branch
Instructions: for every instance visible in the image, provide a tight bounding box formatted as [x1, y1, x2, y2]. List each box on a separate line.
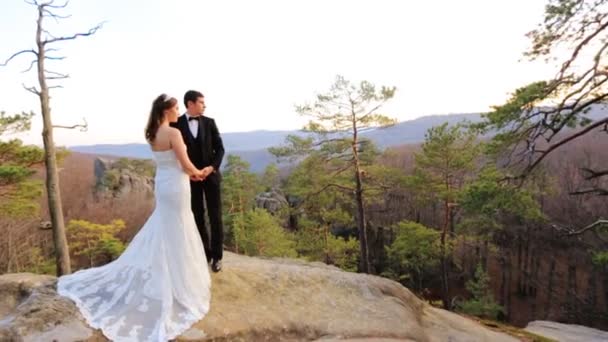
[53, 117, 88, 131]
[1, 49, 37, 66]
[570, 188, 608, 196]
[44, 22, 104, 45]
[45, 55, 66, 61]
[42, 9, 71, 23]
[580, 167, 608, 180]
[22, 83, 40, 95]
[22, 59, 37, 73]
[45, 69, 69, 79]
[552, 219, 608, 236]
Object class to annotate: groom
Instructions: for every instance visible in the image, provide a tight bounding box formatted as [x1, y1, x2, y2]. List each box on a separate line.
[172, 90, 225, 272]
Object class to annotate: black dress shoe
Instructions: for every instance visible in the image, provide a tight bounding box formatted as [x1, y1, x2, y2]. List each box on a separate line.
[211, 259, 222, 272]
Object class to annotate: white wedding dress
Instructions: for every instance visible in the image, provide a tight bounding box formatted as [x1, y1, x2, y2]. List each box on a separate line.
[57, 150, 211, 341]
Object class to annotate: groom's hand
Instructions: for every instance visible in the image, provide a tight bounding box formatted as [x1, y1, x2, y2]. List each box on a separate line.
[201, 166, 214, 178]
[191, 169, 206, 182]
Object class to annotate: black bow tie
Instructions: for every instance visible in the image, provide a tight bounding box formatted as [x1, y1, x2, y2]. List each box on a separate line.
[188, 116, 200, 121]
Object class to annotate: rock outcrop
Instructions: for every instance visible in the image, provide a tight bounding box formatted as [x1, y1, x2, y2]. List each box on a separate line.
[255, 189, 289, 215]
[525, 320, 608, 342]
[94, 157, 154, 199]
[1, 253, 520, 341]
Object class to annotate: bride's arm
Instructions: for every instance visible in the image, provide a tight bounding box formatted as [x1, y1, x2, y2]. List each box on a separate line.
[170, 128, 203, 177]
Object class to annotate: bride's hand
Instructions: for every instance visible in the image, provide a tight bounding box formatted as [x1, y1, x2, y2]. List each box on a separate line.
[197, 169, 207, 180]
[190, 169, 205, 181]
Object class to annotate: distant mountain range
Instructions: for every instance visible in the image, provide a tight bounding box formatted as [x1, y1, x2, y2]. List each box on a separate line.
[70, 113, 483, 172]
[76, 105, 608, 172]
[70, 108, 607, 172]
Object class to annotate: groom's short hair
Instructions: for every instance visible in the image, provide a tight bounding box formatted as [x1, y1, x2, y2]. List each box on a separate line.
[184, 90, 204, 107]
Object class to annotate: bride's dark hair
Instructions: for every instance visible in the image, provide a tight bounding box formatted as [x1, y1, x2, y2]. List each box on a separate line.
[145, 94, 177, 143]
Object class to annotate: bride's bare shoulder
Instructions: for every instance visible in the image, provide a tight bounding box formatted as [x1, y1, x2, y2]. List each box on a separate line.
[168, 126, 183, 137]
[157, 125, 180, 135]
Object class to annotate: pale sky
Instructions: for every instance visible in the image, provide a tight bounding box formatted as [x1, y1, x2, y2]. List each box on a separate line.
[0, 0, 557, 146]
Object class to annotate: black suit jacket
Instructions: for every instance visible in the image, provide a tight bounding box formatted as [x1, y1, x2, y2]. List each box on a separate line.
[171, 114, 225, 177]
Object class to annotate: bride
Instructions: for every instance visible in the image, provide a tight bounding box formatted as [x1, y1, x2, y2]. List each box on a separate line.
[57, 94, 212, 341]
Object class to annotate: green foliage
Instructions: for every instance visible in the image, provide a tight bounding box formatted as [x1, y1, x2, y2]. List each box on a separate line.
[101, 169, 122, 191]
[112, 157, 156, 178]
[0, 113, 46, 220]
[222, 155, 260, 213]
[0, 165, 35, 185]
[98, 158, 155, 191]
[456, 264, 504, 320]
[0, 139, 45, 168]
[473, 1, 608, 185]
[261, 162, 280, 191]
[268, 135, 314, 161]
[384, 221, 443, 290]
[471, 82, 555, 160]
[270, 76, 402, 272]
[479, 0, 608, 283]
[0, 180, 43, 218]
[66, 219, 127, 267]
[221, 155, 261, 249]
[272, 75, 396, 164]
[297, 75, 397, 133]
[0, 111, 34, 136]
[408, 121, 481, 304]
[285, 154, 352, 220]
[474, 82, 549, 131]
[325, 234, 359, 272]
[411, 122, 480, 201]
[458, 166, 545, 236]
[525, 0, 603, 58]
[275, 153, 353, 262]
[270, 75, 400, 201]
[592, 251, 608, 267]
[232, 209, 297, 258]
[21, 247, 56, 275]
[295, 219, 359, 272]
[280, 140, 404, 232]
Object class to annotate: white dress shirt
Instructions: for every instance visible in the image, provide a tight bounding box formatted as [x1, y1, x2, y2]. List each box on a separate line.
[185, 113, 200, 139]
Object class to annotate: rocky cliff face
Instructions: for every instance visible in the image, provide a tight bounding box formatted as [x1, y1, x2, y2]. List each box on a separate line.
[94, 157, 155, 199]
[525, 321, 608, 342]
[0, 253, 520, 342]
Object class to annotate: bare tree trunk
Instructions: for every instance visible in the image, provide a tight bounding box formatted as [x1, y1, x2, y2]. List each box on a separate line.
[7, 230, 13, 273]
[483, 238, 489, 271]
[235, 191, 243, 254]
[1, 1, 102, 275]
[36, 9, 70, 276]
[544, 257, 556, 319]
[499, 255, 506, 308]
[354, 168, 370, 273]
[352, 112, 370, 274]
[505, 250, 512, 321]
[440, 199, 450, 309]
[324, 224, 330, 264]
[567, 263, 579, 323]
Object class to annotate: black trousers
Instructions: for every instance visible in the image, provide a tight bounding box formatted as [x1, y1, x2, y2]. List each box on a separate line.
[190, 175, 223, 261]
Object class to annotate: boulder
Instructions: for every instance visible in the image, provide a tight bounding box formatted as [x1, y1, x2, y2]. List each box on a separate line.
[1, 253, 520, 341]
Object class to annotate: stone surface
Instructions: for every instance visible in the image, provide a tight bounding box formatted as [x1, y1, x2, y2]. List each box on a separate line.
[0, 273, 93, 342]
[1, 253, 521, 342]
[94, 157, 154, 198]
[255, 189, 289, 214]
[525, 320, 608, 342]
